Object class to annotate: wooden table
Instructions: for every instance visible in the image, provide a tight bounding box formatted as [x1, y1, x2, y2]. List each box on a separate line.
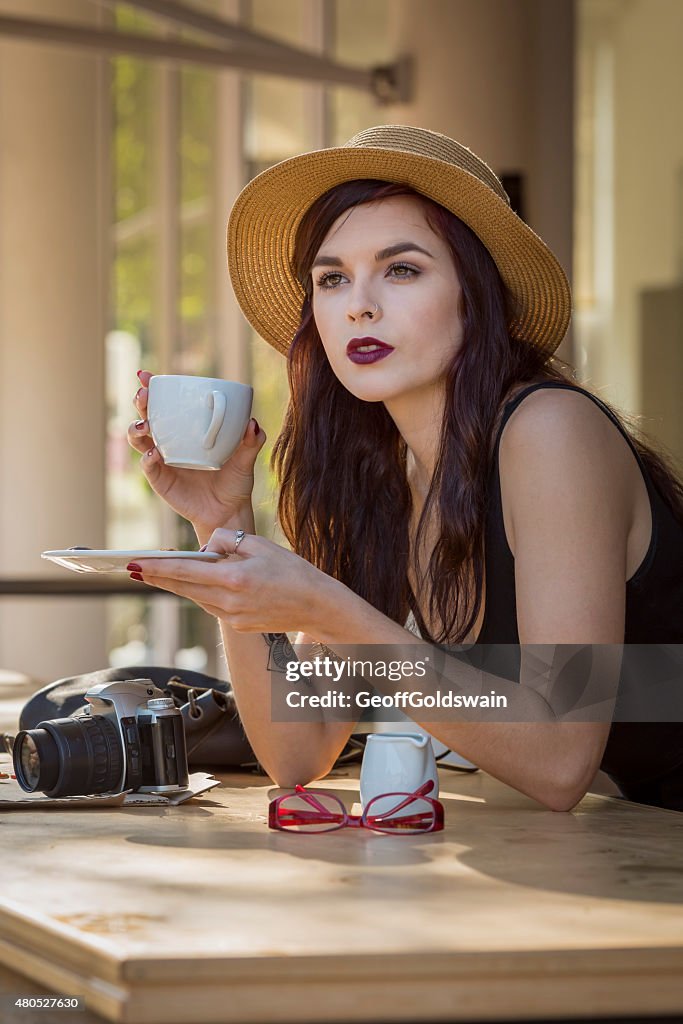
[0, 753, 682, 1024]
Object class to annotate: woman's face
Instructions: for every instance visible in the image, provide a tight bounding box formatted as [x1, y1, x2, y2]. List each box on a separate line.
[311, 195, 463, 406]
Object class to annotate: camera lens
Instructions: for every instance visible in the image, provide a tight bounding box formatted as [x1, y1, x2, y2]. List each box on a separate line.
[16, 730, 59, 792]
[13, 715, 123, 798]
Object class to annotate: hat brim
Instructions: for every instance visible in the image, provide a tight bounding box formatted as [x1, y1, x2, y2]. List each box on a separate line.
[227, 146, 571, 357]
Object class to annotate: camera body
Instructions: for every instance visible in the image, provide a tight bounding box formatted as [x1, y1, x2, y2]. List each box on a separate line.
[13, 679, 189, 798]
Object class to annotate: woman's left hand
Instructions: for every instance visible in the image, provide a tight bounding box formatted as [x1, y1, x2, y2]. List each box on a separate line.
[130, 529, 333, 635]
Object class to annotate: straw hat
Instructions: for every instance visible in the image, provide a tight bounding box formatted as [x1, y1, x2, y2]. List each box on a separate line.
[227, 125, 571, 357]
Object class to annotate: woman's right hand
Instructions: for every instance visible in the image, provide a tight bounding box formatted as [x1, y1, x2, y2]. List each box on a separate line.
[127, 371, 266, 539]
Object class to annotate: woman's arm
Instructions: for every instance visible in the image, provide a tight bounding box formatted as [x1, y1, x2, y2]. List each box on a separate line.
[302, 581, 618, 812]
[137, 516, 358, 787]
[127, 375, 358, 783]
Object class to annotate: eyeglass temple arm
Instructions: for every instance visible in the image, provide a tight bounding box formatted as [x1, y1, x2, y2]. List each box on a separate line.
[414, 780, 434, 797]
[293, 783, 341, 816]
[369, 779, 436, 816]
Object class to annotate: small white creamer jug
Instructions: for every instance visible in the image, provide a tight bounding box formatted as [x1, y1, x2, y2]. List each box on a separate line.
[360, 732, 439, 813]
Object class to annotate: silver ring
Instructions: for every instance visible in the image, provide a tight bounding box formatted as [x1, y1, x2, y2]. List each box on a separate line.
[368, 302, 379, 319]
[233, 529, 246, 554]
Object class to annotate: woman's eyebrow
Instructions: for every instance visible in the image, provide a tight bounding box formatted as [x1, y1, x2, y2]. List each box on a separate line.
[312, 242, 435, 269]
[376, 241, 435, 261]
[311, 254, 345, 268]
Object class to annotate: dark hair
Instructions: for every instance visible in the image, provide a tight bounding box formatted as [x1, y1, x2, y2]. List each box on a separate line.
[272, 180, 683, 643]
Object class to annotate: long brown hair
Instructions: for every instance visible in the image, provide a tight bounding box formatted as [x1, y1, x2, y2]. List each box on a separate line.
[271, 180, 683, 643]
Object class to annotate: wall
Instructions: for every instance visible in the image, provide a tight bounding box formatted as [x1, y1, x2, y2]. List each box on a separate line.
[0, 0, 108, 680]
[614, 0, 683, 456]
[576, 0, 683, 462]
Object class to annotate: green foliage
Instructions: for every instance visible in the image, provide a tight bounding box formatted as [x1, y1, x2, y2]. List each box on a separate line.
[180, 66, 215, 204]
[113, 236, 153, 339]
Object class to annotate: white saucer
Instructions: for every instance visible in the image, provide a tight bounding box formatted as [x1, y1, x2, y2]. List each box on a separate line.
[41, 548, 224, 574]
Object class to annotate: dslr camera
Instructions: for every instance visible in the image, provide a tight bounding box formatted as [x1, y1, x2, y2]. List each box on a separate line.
[13, 679, 189, 798]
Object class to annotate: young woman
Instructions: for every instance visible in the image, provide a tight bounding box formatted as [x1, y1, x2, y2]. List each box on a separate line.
[127, 126, 683, 812]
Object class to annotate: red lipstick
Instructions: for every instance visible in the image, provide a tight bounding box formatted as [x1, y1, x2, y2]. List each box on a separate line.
[346, 337, 395, 365]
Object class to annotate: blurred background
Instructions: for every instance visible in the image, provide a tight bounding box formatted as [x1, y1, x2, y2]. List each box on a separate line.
[0, 0, 681, 686]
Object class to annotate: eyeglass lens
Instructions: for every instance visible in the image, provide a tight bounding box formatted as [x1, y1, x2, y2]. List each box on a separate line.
[364, 795, 436, 833]
[275, 793, 346, 832]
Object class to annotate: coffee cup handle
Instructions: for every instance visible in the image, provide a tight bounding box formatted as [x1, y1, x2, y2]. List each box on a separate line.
[202, 391, 227, 450]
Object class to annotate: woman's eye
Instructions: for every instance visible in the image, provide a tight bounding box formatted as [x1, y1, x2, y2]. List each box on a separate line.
[316, 272, 344, 290]
[388, 262, 419, 278]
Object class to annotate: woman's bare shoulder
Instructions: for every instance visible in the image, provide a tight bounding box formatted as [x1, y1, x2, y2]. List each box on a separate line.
[500, 383, 619, 452]
[497, 383, 637, 554]
[487, 378, 557, 451]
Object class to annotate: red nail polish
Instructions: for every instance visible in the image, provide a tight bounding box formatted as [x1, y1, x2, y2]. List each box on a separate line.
[127, 562, 142, 572]
[199, 544, 208, 552]
[129, 572, 144, 582]
[137, 370, 145, 382]
[134, 420, 145, 430]
[253, 418, 260, 435]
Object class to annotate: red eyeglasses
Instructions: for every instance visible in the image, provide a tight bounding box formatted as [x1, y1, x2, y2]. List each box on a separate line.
[268, 779, 444, 834]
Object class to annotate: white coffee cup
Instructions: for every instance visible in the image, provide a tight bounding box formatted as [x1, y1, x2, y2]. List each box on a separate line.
[148, 375, 253, 470]
[360, 732, 439, 813]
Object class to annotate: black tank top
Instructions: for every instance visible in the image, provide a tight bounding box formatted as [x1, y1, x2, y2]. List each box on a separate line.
[478, 381, 683, 810]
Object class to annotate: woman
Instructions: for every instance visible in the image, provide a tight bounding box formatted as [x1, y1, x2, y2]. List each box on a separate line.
[128, 126, 683, 812]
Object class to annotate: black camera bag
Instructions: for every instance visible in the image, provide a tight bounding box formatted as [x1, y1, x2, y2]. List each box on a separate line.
[19, 667, 257, 768]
